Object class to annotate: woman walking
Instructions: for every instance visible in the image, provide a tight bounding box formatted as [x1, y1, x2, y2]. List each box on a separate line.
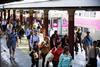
[7, 28, 18, 60]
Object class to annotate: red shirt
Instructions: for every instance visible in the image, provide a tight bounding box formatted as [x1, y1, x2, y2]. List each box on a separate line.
[51, 47, 63, 62]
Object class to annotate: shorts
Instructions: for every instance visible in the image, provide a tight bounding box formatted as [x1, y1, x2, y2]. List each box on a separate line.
[7, 41, 16, 49]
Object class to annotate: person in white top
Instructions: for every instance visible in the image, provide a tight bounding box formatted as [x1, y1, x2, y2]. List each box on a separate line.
[50, 28, 55, 37]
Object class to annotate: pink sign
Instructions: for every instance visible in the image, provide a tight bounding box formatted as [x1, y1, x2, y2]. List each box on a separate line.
[75, 18, 100, 30]
[49, 18, 100, 30]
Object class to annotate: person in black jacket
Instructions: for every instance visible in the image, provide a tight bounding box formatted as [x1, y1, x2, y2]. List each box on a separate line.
[50, 30, 59, 49]
[18, 26, 25, 43]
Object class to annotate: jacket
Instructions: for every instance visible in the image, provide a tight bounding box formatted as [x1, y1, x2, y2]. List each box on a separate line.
[58, 53, 72, 67]
[82, 36, 93, 46]
[40, 41, 50, 54]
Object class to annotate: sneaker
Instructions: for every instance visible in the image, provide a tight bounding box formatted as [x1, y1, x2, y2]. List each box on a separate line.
[81, 49, 83, 52]
[12, 57, 15, 60]
[9, 56, 12, 60]
[75, 52, 78, 55]
[9, 57, 12, 60]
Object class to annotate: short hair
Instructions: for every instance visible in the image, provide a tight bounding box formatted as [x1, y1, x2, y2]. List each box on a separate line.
[63, 46, 70, 54]
[54, 30, 57, 34]
[64, 34, 67, 37]
[55, 42, 61, 48]
[86, 31, 90, 33]
[93, 41, 97, 45]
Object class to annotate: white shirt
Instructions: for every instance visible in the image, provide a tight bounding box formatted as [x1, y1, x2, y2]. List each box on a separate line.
[30, 34, 40, 48]
[50, 29, 55, 37]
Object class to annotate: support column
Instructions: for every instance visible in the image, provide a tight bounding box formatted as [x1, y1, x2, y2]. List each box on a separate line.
[4, 9, 6, 20]
[0, 11, 2, 21]
[20, 10, 23, 25]
[43, 10, 49, 36]
[13, 9, 16, 21]
[29, 9, 33, 27]
[68, 9, 75, 59]
[8, 10, 10, 23]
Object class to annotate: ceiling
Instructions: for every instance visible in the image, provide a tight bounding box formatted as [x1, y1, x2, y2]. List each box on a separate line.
[0, 0, 22, 4]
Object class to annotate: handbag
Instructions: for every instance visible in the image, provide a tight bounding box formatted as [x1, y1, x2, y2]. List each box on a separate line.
[46, 51, 54, 61]
[45, 51, 54, 67]
[33, 52, 38, 59]
[29, 51, 38, 59]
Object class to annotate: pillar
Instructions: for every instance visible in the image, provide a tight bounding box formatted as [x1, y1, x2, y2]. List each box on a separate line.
[20, 10, 23, 25]
[29, 9, 33, 27]
[13, 9, 16, 21]
[4, 9, 6, 20]
[0, 11, 2, 21]
[43, 10, 49, 36]
[8, 9, 10, 23]
[68, 9, 75, 59]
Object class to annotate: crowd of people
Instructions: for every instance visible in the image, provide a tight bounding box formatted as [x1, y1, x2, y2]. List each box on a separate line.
[0, 18, 100, 67]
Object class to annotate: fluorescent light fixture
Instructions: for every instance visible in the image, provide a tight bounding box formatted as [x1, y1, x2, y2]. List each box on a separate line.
[24, 0, 47, 2]
[0, 4, 3, 9]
